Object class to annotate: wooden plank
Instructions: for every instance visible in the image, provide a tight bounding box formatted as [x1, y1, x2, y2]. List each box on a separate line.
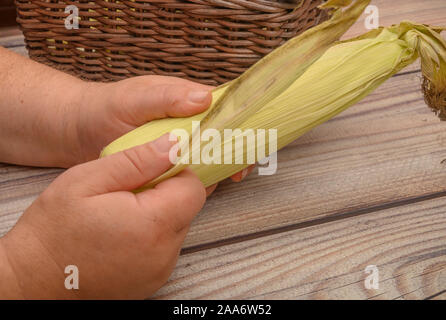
[6, 45, 27, 56]
[0, 0, 444, 246]
[0, 164, 62, 236]
[0, 27, 27, 55]
[0, 27, 25, 49]
[154, 197, 446, 300]
[0, 26, 21, 38]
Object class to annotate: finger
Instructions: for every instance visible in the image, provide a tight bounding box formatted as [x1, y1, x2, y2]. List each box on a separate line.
[230, 165, 256, 182]
[61, 133, 176, 196]
[111, 76, 213, 126]
[136, 169, 206, 234]
[206, 184, 218, 197]
[120, 75, 213, 90]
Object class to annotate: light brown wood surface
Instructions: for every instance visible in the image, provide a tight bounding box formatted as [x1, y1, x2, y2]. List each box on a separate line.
[0, 0, 445, 300]
[155, 197, 446, 300]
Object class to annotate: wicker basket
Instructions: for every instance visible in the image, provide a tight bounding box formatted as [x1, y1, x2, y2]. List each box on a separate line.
[15, 0, 328, 85]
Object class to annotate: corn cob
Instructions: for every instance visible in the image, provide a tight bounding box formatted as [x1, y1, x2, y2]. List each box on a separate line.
[101, 0, 446, 189]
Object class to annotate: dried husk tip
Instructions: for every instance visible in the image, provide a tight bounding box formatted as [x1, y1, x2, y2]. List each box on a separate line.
[417, 28, 446, 120]
[342, 22, 446, 120]
[423, 72, 446, 121]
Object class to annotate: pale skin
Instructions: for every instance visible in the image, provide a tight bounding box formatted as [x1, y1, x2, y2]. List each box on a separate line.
[0, 46, 254, 299]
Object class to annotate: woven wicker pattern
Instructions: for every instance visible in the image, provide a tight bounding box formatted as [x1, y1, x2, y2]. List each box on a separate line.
[15, 0, 328, 85]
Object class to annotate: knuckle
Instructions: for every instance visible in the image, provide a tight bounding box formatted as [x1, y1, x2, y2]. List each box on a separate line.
[164, 175, 206, 230]
[149, 206, 182, 235]
[121, 147, 147, 176]
[181, 172, 207, 205]
[142, 195, 187, 236]
[108, 79, 143, 111]
[109, 83, 128, 107]
[139, 212, 182, 252]
[160, 84, 182, 110]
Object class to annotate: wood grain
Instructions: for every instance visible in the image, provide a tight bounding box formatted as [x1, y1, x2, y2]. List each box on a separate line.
[344, 0, 446, 39]
[0, 27, 26, 56]
[0, 164, 62, 236]
[154, 197, 446, 300]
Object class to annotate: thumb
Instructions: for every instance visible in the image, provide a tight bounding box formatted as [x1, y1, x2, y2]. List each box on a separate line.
[62, 133, 177, 196]
[111, 76, 213, 126]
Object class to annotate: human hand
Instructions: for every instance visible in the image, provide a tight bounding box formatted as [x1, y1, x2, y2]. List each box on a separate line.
[0, 48, 254, 184]
[0, 134, 206, 299]
[73, 76, 254, 186]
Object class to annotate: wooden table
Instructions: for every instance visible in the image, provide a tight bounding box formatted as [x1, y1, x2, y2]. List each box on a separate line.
[1, 0, 445, 300]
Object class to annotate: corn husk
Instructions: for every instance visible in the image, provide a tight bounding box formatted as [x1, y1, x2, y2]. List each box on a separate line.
[101, 1, 446, 189]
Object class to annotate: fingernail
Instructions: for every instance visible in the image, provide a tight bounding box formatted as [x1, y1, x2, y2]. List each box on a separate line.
[152, 133, 176, 153]
[188, 90, 209, 103]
